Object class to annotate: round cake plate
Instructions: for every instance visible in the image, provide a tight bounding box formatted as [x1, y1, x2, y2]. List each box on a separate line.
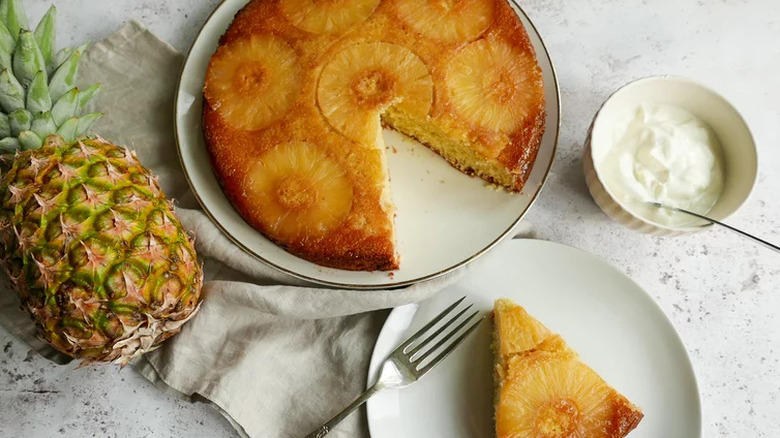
[366, 239, 702, 437]
[174, 0, 560, 289]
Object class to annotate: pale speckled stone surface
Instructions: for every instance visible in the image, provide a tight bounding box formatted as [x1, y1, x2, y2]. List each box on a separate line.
[0, 0, 778, 437]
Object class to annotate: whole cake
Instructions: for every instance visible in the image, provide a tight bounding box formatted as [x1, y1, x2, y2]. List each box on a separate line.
[492, 299, 644, 437]
[202, 0, 546, 270]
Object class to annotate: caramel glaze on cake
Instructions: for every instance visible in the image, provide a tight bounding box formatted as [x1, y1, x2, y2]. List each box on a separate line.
[202, 0, 546, 271]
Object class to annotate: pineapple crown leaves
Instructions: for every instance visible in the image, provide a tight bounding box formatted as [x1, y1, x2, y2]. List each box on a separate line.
[0, 1, 102, 155]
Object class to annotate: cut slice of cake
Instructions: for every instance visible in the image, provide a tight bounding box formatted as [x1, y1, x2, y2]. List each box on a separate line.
[492, 298, 643, 437]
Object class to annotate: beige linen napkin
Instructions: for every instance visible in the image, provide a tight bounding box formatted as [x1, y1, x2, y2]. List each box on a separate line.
[0, 21, 535, 438]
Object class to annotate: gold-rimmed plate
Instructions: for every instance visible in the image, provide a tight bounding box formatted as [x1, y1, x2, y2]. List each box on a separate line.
[174, 0, 560, 289]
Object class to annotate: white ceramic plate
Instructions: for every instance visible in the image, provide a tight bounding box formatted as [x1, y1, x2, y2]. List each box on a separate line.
[174, 0, 559, 289]
[366, 239, 702, 437]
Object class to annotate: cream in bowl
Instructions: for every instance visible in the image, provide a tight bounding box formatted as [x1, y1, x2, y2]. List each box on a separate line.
[584, 76, 758, 234]
[599, 104, 725, 226]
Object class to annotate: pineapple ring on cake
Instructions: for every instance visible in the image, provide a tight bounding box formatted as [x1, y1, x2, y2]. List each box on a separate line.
[498, 352, 627, 437]
[445, 36, 544, 134]
[246, 141, 354, 240]
[394, 0, 494, 43]
[317, 41, 433, 146]
[280, 0, 381, 34]
[204, 34, 302, 131]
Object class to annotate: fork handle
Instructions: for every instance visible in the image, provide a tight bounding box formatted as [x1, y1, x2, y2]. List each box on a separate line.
[304, 382, 385, 438]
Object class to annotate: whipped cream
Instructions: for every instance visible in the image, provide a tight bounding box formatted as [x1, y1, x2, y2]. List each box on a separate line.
[598, 104, 725, 226]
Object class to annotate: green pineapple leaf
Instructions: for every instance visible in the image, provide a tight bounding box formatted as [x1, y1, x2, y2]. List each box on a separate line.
[0, 112, 8, 138]
[0, 136, 18, 153]
[8, 107, 30, 136]
[27, 70, 51, 113]
[30, 111, 55, 139]
[77, 83, 100, 114]
[48, 43, 86, 102]
[53, 45, 74, 68]
[51, 87, 78, 126]
[0, 2, 7, 40]
[55, 116, 77, 142]
[1, 0, 28, 42]
[18, 129, 41, 150]
[75, 112, 102, 136]
[0, 2, 98, 151]
[34, 5, 56, 75]
[13, 30, 46, 89]
[0, 68, 24, 113]
[0, 22, 13, 70]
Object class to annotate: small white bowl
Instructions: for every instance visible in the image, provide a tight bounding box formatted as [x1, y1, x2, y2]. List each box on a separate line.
[583, 75, 758, 235]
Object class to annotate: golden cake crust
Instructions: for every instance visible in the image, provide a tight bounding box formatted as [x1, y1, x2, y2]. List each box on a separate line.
[202, 0, 545, 270]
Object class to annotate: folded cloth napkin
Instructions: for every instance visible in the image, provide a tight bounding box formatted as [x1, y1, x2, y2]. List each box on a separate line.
[0, 21, 535, 438]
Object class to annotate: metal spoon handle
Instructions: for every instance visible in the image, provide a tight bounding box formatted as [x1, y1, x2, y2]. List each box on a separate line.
[651, 202, 780, 254]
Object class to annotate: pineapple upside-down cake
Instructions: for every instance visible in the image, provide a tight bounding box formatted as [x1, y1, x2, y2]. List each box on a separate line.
[493, 299, 644, 437]
[203, 0, 547, 270]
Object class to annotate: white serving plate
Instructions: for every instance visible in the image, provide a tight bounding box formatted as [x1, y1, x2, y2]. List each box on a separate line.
[367, 239, 702, 437]
[174, 0, 560, 289]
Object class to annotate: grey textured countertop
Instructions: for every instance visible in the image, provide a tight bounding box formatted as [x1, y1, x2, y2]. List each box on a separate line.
[1, 0, 778, 437]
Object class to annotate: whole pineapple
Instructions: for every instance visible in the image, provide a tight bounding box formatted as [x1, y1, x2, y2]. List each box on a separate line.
[0, 0, 202, 366]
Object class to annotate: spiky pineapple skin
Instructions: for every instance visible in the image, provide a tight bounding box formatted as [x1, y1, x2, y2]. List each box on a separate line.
[0, 136, 202, 366]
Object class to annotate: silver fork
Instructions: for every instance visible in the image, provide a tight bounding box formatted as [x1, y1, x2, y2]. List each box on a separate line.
[304, 297, 484, 438]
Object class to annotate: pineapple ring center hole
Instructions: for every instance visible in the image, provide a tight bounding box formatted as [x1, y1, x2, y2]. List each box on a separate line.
[235, 62, 269, 94]
[351, 69, 398, 108]
[535, 398, 580, 437]
[485, 69, 518, 105]
[275, 174, 318, 211]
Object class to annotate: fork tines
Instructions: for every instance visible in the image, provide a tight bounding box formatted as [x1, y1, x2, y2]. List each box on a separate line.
[395, 296, 484, 377]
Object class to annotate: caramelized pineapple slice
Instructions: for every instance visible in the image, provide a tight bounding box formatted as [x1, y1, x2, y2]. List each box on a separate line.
[317, 42, 433, 145]
[445, 36, 543, 134]
[280, 0, 381, 34]
[493, 299, 643, 438]
[497, 342, 643, 438]
[246, 141, 353, 240]
[395, 0, 494, 43]
[494, 298, 551, 360]
[204, 35, 301, 131]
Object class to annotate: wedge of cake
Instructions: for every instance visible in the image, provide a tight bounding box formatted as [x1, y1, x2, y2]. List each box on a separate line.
[201, 0, 546, 270]
[493, 299, 644, 437]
